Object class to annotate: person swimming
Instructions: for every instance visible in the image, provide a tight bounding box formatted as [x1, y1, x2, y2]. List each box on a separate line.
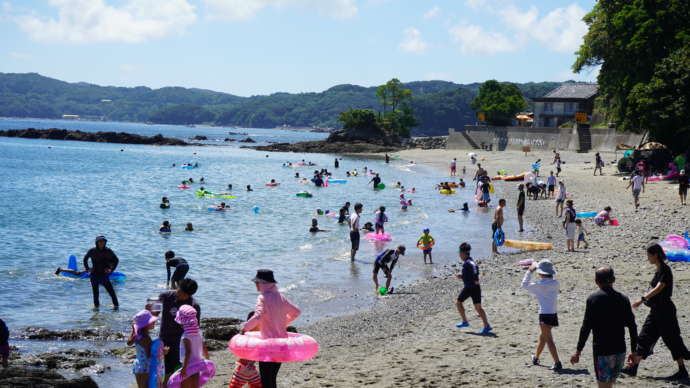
[185, 223, 194, 231]
[188, 177, 194, 183]
[309, 218, 330, 233]
[160, 221, 171, 233]
[246, 185, 253, 192]
[362, 222, 374, 232]
[160, 197, 170, 209]
[227, 184, 233, 191]
[295, 172, 300, 178]
[200, 177, 205, 183]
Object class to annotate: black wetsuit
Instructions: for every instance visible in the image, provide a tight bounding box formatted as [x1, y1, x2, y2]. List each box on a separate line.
[373, 249, 398, 275]
[158, 291, 200, 375]
[372, 176, 381, 188]
[166, 257, 189, 287]
[83, 247, 119, 307]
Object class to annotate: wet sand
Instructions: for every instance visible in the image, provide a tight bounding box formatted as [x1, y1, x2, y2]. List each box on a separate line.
[207, 149, 690, 387]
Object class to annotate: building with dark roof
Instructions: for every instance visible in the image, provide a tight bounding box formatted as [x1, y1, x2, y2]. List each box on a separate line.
[532, 82, 598, 127]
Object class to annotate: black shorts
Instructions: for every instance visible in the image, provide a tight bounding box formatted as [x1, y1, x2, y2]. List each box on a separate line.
[458, 286, 481, 304]
[350, 231, 360, 250]
[373, 261, 390, 276]
[548, 184, 555, 192]
[557, 167, 562, 173]
[171, 265, 189, 284]
[539, 313, 559, 327]
[491, 222, 497, 238]
[681, 185, 688, 195]
[517, 207, 524, 216]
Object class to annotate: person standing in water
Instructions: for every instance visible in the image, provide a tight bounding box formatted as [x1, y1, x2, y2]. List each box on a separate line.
[517, 184, 526, 232]
[349, 203, 363, 261]
[622, 243, 690, 380]
[83, 235, 119, 309]
[164, 251, 189, 289]
[455, 243, 492, 334]
[450, 158, 457, 177]
[385, 154, 390, 164]
[571, 266, 638, 388]
[334, 158, 339, 169]
[491, 199, 505, 255]
[369, 174, 382, 189]
[374, 206, 388, 235]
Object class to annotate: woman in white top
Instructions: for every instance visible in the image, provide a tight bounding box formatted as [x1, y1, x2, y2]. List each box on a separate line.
[522, 260, 562, 371]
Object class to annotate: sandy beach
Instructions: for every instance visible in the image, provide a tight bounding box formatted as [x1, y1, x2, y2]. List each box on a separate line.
[207, 148, 690, 388]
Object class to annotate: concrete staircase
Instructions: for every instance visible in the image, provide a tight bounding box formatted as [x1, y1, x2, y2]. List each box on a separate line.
[460, 131, 480, 149]
[576, 124, 592, 153]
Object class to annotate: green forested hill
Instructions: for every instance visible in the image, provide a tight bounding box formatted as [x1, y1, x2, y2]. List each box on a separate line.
[0, 73, 559, 136]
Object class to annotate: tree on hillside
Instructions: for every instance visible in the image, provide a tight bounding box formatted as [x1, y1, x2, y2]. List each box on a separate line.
[338, 109, 380, 132]
[375, 78, 418, 137]
[573, 0, 690, 150]
[471, 80, 527, 126]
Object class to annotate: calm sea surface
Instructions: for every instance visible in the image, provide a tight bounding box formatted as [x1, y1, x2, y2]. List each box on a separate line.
[0, 118, 515, 385]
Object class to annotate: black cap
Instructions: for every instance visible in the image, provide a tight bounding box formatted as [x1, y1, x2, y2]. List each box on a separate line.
[252, 269, 277, 284]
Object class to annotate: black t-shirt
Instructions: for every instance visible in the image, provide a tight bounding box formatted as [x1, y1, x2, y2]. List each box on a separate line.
[576, 287, 637, 356]
[481, 183, 490, 194]
[679, 175, 689, 188]
[373, 176, 381, 185]
[166, 257, 188, 282]
[0, 318, 8, 345]
[517, 191, 525, 211]
[646, 262, 673, 308]
[83, 247, 119, 277]
[158, 291, 201, 342]
[309, 226, 319, 233]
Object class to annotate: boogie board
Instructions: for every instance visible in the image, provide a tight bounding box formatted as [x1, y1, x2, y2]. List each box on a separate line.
[58, 255, 126, 282]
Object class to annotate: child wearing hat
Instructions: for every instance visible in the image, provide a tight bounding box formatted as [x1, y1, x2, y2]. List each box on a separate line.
[521, 260, 562, 371]
[167, 305, 215, 388]
[127, 310, 158, 388]
[417, 229, 435, 264]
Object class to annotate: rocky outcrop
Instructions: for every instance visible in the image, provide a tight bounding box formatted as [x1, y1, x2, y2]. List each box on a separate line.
[238, 137, 256, 143]
[0, 128, 189, 146]
[406, 136, 447, 149]
[0, 367, 99, 387]
[191, 135, 208, 140]
[21, 327, 125, 341]
[247, 129, 403, 154]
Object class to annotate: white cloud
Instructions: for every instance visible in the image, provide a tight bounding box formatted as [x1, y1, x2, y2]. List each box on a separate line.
[8, 51, 30, 59]
[500, 3, 587, 53]
[17, 0, 197, 44]
[449, 24, 514, 55]
[204, 0, 358, 21]
[423, 6, 440, 20]
[399, 27, 428, 54]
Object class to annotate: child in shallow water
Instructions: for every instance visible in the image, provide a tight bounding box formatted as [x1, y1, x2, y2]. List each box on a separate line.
[127, 310, 157, 388]
[160, 221, 171, 233]
[374, 206, 388, 234]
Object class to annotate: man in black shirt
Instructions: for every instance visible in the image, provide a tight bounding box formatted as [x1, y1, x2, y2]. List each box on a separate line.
[159, 278, 200, 382]
[164, 251, 189, 289]
[571, 266, 637, 387]
[83, 235, 119, 308]
[373, 245, 405, 293]
[370, 174, 382, 189]
[517, 184, 525, 232]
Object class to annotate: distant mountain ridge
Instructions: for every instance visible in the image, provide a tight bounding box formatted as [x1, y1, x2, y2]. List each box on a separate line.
[0, 72, 559, 136]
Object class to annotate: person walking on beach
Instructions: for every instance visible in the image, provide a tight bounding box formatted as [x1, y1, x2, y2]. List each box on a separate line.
[159, 278, 201, 383]
[553, 154, 562, 177]
[571, 266, 638, 388]
[547, 171, 556, 198]
[450, 158, 457, 177]
[164, 251, 189, 289]
[563, 199, 577, 252]
[522, 260, 561, 371]
[594, 153, 604, 176]
[373, 245, 406, 293]
[83, 235, 119, 309]
[678, 169, 688, 205]
[517, 184, 525, 232]
[242, 270, 301, 388]
[491, 199, 505, 255]
[555, 181, 566, 217]
[349, 203, 363, 261]
[626, 171, 644, 210]
[455, 243, 492, 334]
[621, 243, 690, 380]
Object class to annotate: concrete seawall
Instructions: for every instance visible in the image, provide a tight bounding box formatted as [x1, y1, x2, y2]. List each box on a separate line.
[447, 126, 644, 152]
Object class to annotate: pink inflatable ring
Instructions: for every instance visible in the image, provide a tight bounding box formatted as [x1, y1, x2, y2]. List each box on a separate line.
[228, 332, 319, 363]
[365, 232, 393, 241]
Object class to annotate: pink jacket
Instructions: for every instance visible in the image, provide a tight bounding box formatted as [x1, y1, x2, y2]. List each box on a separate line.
[243, 283, 300, 338]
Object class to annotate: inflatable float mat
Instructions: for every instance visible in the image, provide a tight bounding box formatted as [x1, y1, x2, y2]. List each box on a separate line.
[576, 212, 598, 218]
[208, 207, 227, 211]
[492, 176, 504, 181]
[195, 190, 213, 197]
[229, 332, 319, 363]
[296, 193, 313, 198]
[503, 240, 553, 251]
[148, 339, 164, 388]
[265, 183, 280, 187]
[440, 189, 457, 195]
[177, 186, 191, 189]
[58, 255, 126, 282]
[365, 232, 392, 241]
[503, 173, 526, 181]
[328, 179, 347, 184]
[667, 250, 690, 262]
[207, 194, 235, 199]
[181, 165, 196, 169]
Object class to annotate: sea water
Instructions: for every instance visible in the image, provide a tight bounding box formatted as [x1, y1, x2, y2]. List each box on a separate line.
[0, 118, 515, 385]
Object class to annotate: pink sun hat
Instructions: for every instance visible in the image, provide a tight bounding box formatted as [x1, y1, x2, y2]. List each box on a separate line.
[133, 310, 158, 339]
[175, 304, 200, 335]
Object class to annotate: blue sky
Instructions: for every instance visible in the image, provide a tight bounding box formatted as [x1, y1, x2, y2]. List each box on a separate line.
[0, 0, 599, 96]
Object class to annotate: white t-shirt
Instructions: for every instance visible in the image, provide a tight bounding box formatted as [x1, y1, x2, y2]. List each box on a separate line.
[349, 212, 360, 231]
[450, 160, 456, 168]
[631, 175, 644, 190]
